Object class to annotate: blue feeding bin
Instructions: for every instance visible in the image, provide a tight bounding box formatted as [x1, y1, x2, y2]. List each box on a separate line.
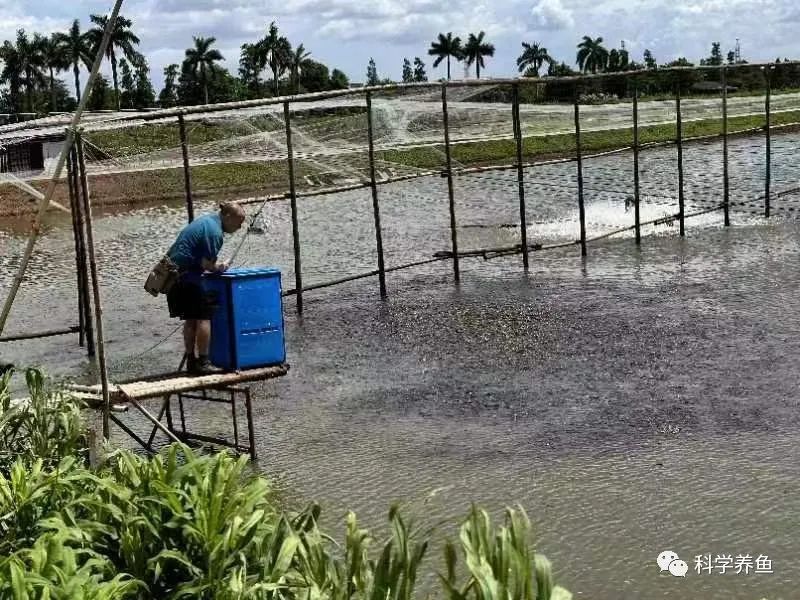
[203, 267, 286, 370]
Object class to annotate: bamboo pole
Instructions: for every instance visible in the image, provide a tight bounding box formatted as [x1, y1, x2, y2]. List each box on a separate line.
[512, 83, 529, 270]
[676, 82, 685, 236]
[632, 79, 641, 244]
[722, 67, 730, 226]
[441, 83, 460, 282]
[71, 145, 95, 357]
[178, 113, 195, 222]
[283, 101, 304, 314]
[0, 0, 125, 336]
[764, 65, 772, 218]
[365, 91, 387, 298]
[66, 151, 85, 347]
[76, 132, 111, 439]
[574, 89, 587, 257]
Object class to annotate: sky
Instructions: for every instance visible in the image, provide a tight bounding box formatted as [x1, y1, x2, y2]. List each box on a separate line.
[2, 0, 800, 92]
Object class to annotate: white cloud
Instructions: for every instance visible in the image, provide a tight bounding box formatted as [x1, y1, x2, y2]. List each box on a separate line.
[530, 0, 574, 30]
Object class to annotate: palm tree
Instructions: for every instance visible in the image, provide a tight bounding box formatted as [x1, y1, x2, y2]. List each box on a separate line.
[185, 36, 224, 105]
[88, 13, 141, 110]
[6, 31, 46, 113]
[239, 42, 262, 95]
[576, 36, 609, 74]
[53, 19, 93, 103]
[289, 43, 311, 94]
[259, 22, 291, 95]
[517, 42, 553, 77]
[427, 32, 463, 80]
[0, 39, 24, 112]
[41, 34, 69, 112]
[463, 31, 495, 79]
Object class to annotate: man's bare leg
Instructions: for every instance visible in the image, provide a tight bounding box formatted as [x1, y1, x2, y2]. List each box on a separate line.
[183, 320, 197, 356]
[196, 320, 211, 357]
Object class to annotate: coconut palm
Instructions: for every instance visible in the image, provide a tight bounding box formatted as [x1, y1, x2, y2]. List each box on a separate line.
[427, 32, 463, 80]
[40, 35, 69, 111]
[517, 42, 553, 77]
[289, 43, 311, 94]
[1, 31, 46, 113]
[576, 36, 609, 74]
[463, 31, 495, 79]
[184, 36, 225, 105]
[53, 19, 94, 103]
[0, 39, 24, 112]
[259, 22, 291, 95]
[239, 42, 262, 95]
[87, 13, 141, 110]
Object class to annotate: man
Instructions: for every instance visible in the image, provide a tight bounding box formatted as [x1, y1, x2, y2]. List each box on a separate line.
[166, 201, 246, 375]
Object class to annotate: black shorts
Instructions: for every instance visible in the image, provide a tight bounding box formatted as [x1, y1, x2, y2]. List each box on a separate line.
[167, 277, 218, 321]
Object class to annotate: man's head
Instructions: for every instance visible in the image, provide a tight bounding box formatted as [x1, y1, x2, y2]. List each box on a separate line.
[220, 201, 246, 233]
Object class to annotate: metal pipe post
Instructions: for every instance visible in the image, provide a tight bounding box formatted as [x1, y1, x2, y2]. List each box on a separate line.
[76, 132, 111, 438]
[721, 67, 730, 226]
[764, 65, 772, 218]
[178, 113, 195, 222]
[676, 82, 685, 236]
[283, 101, 304, 314]
[365, 91, 387, 298]
[512, 83, 530, 269]
[574, 90, 587, 256]
[441, 84, 460, 281]
[632, 79, 642, 244]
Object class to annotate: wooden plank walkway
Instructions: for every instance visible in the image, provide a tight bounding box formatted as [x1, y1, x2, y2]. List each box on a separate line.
[64, 364, 289, 404]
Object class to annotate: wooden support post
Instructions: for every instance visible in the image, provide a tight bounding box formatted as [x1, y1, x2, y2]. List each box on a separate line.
[283, 101, 304, 314]
[722, 67, 730, 226]
[178, 113, 195, 223]
[76, 132, 111, 439]
[632, 79, 642, 244]
[365, 91, 387, 298]
[676, 82, 685, 236]
[574, 89, 587, 256]
[66, 151, 85, 347]
[764, 65, 772, 218]
[71, 145, 95, 358]
[441, 83, 460, 282]
[512, 83, 530, 269]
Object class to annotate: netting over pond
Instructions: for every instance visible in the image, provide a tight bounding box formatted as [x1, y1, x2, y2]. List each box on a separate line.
[2, 65, 800, 354]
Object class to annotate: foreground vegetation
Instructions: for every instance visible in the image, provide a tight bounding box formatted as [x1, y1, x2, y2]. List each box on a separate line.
[0, 368, 572, 599]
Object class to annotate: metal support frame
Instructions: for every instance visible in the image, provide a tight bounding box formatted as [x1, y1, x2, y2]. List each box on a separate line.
[136, 384, 257, 460]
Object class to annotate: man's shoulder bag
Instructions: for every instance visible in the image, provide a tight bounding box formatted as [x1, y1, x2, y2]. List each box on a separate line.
[144, 255, 180, 297]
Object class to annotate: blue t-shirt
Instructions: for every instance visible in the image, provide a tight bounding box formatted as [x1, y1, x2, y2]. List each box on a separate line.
[167, 213, 224, 278]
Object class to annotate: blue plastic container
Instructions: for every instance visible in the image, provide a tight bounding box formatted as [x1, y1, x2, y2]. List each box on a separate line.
[203, 267, 286, 370]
